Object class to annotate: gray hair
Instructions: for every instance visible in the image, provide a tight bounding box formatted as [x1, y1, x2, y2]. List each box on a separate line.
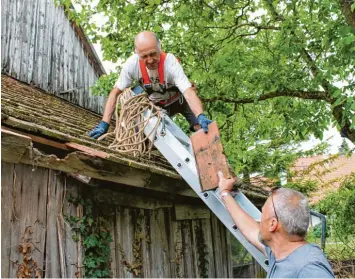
[273, 188, 310, 237]
[134, 32, 161, 52]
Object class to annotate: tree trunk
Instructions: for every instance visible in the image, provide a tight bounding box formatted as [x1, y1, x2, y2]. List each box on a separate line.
[339, 0, 355, 28]
[332, 105, 355, 144]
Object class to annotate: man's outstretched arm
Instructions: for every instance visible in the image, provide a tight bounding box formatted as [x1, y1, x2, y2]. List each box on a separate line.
[218, 172, 266, 255]
[183, 87, 212, 133]
[88, 87, 122, 139]
[102, 87, 123, 123]
[183, 87, 204, 117]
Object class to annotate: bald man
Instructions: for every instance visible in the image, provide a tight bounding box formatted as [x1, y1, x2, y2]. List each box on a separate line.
[89, 31, 212, 139]
[218, 172, 334, 278]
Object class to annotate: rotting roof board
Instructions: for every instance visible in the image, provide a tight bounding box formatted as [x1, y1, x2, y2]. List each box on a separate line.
[1, 74, 267, 201]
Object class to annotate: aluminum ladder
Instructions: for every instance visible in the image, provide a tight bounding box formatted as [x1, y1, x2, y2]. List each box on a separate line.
[143, 111, 269, 271]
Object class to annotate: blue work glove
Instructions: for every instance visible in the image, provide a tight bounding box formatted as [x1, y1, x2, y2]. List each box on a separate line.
[88, 121, 109, 139]
[197, 114, 213, 133]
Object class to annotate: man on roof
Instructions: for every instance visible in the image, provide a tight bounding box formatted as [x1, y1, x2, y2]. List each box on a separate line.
[89, 31, 212, 139]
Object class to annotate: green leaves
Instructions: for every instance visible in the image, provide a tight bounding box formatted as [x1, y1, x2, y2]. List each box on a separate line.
[80, 0, 354, 180]
[66, 195, 113, 278]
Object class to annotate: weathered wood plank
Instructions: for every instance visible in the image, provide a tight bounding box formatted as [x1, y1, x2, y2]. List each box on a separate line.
[10, 0, 22, 78]
[114, 206, 125, 278]
[73, 35, 80, 105]
[6, 164, 47, 278]
[34, 0, 45, 87]
[62, 177, 79, 277]
[27, 0, 38, 84]
[2, 126, 69, 151]
[175, 204, 210, 220]
[219, 219, 229, 277]
[1, 162, 14, 278]
[51, 4, 60, 93]
[4, 0, 12, 72]
[191, 220, 200, 277]
[8, 163, 25, 278]
[93, 188, 173, 210]
[30, 165, 49, 278]
[68, 23, 75, 103]
[108, 207, 117, 278]
[19, 0, 30, 81]
[58, 9, 65, 94]
[1, 0, 9, 70]
[121, 208, 134, 278]
[140, 209, 152, 278]
[211, 214, 225, 278]
[226, 230, 233, 278]
[63, 19, 69, 94]
[45, 169, 63, 277]
[181, 220, 195, 278]
[149, 209, 170, 277]
[1, 129, 32, 163]
[168, 211, 181, 278]
[8, 0, 17, 76]
[201, 218, 216, 277]
[40, 0, 49, 91]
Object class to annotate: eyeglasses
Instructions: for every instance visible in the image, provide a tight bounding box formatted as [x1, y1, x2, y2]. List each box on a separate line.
[269, 186, 281, 222]
[138, 51, 159, 60]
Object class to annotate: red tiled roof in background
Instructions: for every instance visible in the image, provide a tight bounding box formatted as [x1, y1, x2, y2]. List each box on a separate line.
[291, 153, 355, 203]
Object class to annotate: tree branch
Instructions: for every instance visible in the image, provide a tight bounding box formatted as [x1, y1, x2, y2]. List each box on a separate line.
[201, 90, 328, 104]
[339, 0, 355, 28]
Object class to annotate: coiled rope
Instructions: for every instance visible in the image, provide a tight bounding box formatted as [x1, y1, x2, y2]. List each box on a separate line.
[98, 88, 163, 157]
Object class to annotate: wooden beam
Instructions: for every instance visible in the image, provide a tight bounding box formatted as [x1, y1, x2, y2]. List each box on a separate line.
[175, 204, 211, 220]
[1, 121, 266, 203]
[66, 142, 108, 159]
[2, 126, 69, 150]
[18, 148, 196, 196]
[92, 188, 173, 210]
[1, 129, 32, 163]
[2, 115, 180, 179]
[0, 130, 196, 197]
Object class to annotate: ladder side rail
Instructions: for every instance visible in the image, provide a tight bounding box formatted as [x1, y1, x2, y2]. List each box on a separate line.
[143, 112, 269, 270]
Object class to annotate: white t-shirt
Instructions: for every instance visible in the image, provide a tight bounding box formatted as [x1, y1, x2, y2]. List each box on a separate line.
[114, 53, 192, 101]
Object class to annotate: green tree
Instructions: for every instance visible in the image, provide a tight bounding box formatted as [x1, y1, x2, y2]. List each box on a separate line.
[63, 0, 355, 177]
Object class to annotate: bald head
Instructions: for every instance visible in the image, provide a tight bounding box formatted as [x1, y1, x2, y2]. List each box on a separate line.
[134, 31, 161, 53]
[134, 31, 161, 70]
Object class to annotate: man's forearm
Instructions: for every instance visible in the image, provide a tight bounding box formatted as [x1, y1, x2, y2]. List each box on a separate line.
[102, 87, 122, 123]
[183, 87, 204, 117]
[222, 193, 264, 252]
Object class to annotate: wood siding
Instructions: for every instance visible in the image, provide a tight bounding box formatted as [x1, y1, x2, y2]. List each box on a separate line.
[1, 0, 106, 114]
[1, 162, 234, 278]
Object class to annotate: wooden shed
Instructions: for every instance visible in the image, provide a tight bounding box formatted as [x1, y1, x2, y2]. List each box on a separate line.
[1, 0, 266, 277]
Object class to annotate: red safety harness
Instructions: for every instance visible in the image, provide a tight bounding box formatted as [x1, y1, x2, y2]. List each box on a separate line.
[139, 52, 181, 106]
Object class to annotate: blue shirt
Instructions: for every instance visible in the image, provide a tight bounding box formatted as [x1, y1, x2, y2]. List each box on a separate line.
[265, 243, 334, 278]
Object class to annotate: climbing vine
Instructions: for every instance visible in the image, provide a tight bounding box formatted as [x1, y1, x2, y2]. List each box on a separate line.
[65, 195, 113, 278]
[12, 226, 42, 278]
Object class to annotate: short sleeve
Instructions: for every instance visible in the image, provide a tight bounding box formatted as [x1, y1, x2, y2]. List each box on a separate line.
[165, 54, 192, 94]
[298, 262, 335, 278]
[114, 56, 136, 90]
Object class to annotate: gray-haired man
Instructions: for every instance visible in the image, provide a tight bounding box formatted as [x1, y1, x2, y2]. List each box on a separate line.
[218, 171, 334, 278]
[89, 31, 212, 139]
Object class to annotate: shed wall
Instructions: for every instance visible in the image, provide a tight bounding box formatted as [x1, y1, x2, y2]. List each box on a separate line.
[1, 162, 234, 278]
[1, 0, 106, 114]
